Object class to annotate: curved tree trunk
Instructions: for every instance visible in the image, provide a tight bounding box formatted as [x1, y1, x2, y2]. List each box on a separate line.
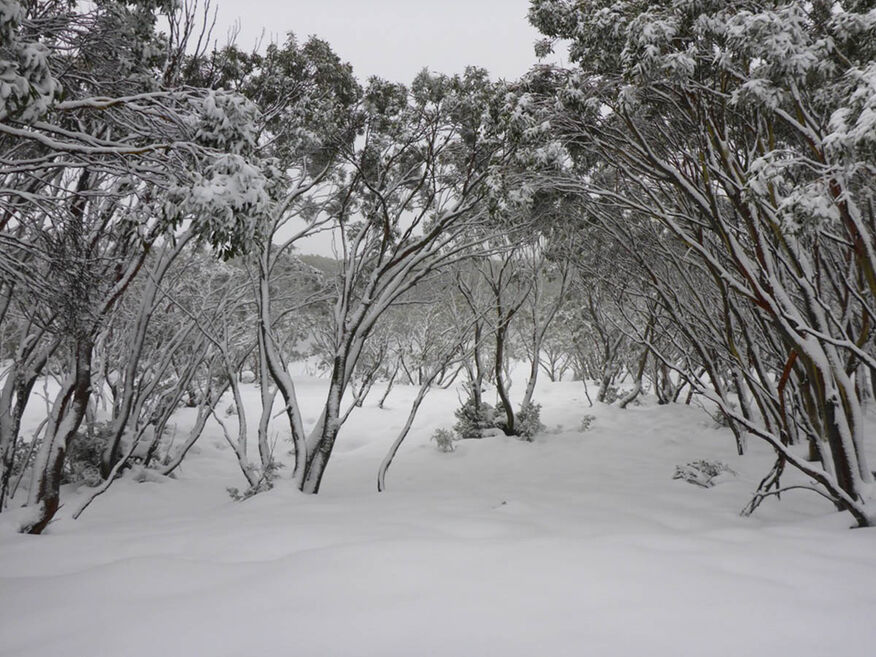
[377, 383, 430, 492]
[23, 338, 93, 534]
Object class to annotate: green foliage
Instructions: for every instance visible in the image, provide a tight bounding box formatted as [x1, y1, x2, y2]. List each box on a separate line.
[227, 479, 272, 502]
[64, 423, 113, 487]
[494, 400, 544, 441]
[430, 428, 456, 453]
[579, 414, 595, 432]
[516, 402, 544, 441]
[602, 385, 619, 404]
[453, 396, 495, 439]
[227, 461, 284, 501]
[673, 461, 737, 489]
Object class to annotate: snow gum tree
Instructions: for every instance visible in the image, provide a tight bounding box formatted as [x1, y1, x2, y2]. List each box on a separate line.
[0, 0, 268, 532]
[527, 0, 876, 525]
[195, 34, 364, 487]
[254, 41, 360, 486]
[293, 68, 515, 493]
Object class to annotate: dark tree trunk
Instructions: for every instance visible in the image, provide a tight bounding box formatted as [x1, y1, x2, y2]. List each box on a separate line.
[24, 339, 93, 534]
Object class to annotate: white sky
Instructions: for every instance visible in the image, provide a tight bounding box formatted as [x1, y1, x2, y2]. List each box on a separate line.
[213, 0, 545, 83]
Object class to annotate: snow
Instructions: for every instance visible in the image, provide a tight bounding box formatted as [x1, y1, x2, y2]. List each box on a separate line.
[1, 373, 875, 656]
[0, 0, 59, 123]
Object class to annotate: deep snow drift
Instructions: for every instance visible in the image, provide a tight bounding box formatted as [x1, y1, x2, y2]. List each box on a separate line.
[1, 376, 875, 657]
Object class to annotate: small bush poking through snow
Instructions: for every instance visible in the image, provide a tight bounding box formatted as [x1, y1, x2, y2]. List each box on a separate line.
[602, 385, 619, 404]
[516, 402, 544, 441]
[673, 460, 737, 488]
[227, 479, 271, 501]
[64, 423, 113, 487]
[580, 415, 596, 432]
[227, 462, 284, 501]
[431, 428, 456, 453]
[453, 397, 495, 439]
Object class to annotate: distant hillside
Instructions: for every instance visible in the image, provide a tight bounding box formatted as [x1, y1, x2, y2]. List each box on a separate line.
[298, 254, 343, 276]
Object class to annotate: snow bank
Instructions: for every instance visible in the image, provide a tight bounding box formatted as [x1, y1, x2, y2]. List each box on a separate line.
[1, 376, 874, 656]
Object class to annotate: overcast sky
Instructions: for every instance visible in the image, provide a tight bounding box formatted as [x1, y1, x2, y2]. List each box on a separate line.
[213, 0, 546, 83]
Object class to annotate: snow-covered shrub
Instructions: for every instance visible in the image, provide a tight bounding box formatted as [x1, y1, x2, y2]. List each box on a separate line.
[453, 397, 495, 439]
[602, 385, 619, 404]
[673, 460, 737, 488]
[64, 424, 113, 487]
[227, 461, 283, 501]
[579, 414, 595, 432]
[431, 428, 456, 453]
[227, 478, 272, 502]
[516, 402, 544, 441]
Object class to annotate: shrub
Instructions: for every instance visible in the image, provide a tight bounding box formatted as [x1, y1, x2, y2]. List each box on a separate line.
[431, 428, 456, 453]
[64, 422, 113, 486]
[579, 414, 595, 432]
[227, 478, 272, 501]
[453, 396, 494, 439]
[516, 402, 544, 441]
[227, 461, 283, 501]
[673, 460, 736, 488]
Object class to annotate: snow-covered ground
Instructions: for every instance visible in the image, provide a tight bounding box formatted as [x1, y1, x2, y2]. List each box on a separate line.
[2, 375, 875, 656]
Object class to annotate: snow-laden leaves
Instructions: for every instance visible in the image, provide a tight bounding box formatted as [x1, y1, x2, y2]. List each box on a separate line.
[0, 0, 60, 122]
[826, 62, 876, 156]
[193, 90, 260, 154]
[168, 154, 270, 259]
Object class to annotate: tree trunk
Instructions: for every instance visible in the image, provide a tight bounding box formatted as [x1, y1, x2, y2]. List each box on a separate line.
[23, 339, 93, 534]
[299, 350, 348, 494]
[0, 334, 58, 511]
[618, 348, 648, 409]
[521, 333, 541, 410]
[257, 276, 307, 485]
[256, 332, 277, 470]
[495, 320, 515, 435]
[377, 383, 430, 492]
[378, 360, 399, 409]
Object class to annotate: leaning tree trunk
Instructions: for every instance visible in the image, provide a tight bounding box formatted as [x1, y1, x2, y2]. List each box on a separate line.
[377, 382, 431, 492]
[23, 338, 93, 534]
[299, 366, 345, 495]
[618, 346, 649, 409]
[377, 359, 400, 409]
[0, 331, 59, 511]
